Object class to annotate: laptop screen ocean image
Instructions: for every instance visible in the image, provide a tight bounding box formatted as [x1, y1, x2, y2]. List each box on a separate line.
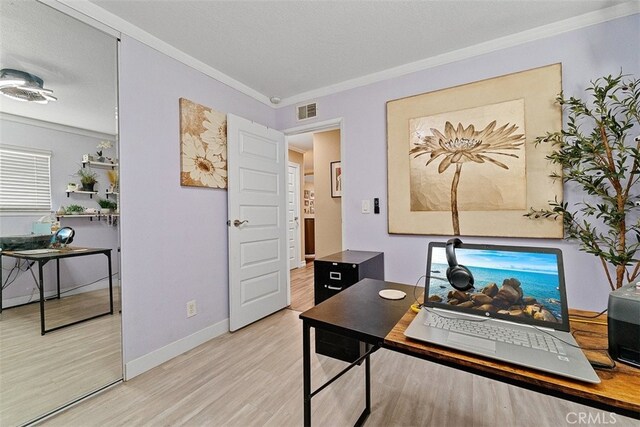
[428, 247, 563, 323]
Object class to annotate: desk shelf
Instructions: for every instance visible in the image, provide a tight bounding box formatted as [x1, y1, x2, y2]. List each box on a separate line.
[105, 190, 119, 199]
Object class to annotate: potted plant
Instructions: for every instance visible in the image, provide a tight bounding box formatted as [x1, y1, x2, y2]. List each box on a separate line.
[66, 204, 85, 215]
[97, 198, 117, 214]
[527, 72, 639, 290]
[66, 182, 77, 192]
[76, 167, 98, 192]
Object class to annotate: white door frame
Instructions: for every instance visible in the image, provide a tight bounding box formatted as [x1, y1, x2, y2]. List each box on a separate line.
[287, 161, 303, 269]
[283, 118, 345, 253]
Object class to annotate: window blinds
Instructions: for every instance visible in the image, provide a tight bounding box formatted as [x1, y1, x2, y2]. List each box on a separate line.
[0, 147, 52, 212]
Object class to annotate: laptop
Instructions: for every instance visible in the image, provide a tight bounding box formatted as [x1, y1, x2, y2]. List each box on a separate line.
[404, 241, 600, 383]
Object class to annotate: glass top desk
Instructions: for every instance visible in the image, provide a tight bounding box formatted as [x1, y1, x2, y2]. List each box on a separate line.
[0, 247, 114, 335]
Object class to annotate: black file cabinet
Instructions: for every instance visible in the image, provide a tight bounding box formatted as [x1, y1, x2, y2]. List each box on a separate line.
[314, 250, 384, 362]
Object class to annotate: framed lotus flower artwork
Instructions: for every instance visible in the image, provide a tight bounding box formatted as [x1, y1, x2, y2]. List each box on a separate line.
[386, 64, 563, 238]
[179, 98, 227, 189]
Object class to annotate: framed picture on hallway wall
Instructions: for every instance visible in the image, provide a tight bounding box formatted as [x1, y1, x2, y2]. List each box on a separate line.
[386, 64, 563, 238]
[331, 161, 342, 198]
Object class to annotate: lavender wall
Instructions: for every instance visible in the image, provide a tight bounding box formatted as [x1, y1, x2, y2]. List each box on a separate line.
[0, 118, 119, 305]
[118, 36, 275, 363]
[276, 14, 640, 311]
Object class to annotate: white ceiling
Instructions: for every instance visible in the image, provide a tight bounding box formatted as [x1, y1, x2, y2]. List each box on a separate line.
[88, 0, 631, 102]
[0, 0, 117, 135]
[0, 0, 635, 135]
[287, 132, 314, 152]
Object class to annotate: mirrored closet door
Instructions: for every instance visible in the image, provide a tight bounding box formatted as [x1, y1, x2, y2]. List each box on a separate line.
[0, 2, 122, 425]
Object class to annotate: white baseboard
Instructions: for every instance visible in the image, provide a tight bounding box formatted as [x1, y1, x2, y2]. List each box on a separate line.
[299, 260, 306, 268]
[2, 278, 111, 309]
[124, 318, 229, 380]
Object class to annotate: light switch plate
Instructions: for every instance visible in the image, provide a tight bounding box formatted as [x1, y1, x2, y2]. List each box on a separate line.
[362, 199, 371, 214]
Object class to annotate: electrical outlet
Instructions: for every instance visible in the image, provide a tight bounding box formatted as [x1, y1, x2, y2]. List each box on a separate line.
[186, 300, 197, 317]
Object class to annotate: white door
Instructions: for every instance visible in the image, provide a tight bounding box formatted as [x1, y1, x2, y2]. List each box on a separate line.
[227, 114, 288, 331]
[287, 162, 301, 270]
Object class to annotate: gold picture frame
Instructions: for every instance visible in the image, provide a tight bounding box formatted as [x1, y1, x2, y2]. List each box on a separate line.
[386, 64, 563, 238]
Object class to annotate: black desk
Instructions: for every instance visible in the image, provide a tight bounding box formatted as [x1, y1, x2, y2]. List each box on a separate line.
[300, 279, 640, 426]
[0, 247, 114, 335]
[299, 278, 414, 426]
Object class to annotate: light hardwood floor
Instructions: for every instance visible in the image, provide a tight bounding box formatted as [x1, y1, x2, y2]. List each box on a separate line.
[0, 288, 122, 426]
[44, 307, 636, 427]
[289, 261, 314, 312]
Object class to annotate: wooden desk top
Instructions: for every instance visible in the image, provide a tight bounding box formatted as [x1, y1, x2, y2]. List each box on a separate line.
[1, 247, 111, 261]
[385, 308, 640, 417]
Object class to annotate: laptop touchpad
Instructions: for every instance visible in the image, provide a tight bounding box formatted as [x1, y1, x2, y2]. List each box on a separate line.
[447, 332, 496, 353]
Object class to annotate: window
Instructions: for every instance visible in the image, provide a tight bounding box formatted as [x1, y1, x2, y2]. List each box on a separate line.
[0, 147, 52, 212]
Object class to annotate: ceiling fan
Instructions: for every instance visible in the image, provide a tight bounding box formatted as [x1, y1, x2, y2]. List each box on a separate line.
[0, 68, 57, 104]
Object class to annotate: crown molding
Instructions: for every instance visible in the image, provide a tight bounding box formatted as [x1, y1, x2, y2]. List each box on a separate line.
[0, 112, 116, 140]
[276, 2, 640, 108]
[287, 145, 306, 154]
[52, 0, 272, 106]
[46, 1, 638, 110]
[38, 0, 120, 38]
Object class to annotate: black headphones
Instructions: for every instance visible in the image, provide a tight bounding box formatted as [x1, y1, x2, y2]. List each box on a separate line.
[445, 238, 474, 291]
[53, 227, 75, 246]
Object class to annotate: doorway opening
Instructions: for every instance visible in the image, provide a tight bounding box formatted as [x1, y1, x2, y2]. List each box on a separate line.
[287, 127, 342, 312]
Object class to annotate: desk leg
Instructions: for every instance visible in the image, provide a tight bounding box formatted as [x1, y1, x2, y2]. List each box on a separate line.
[56, 259, 61, 299]
[303, 321, 311, 427]
[106, 252, 113, 314]
[0, 253, 3, 313]
[38, 261, 45, 335]
[365, 349, 371, 413]
[353, 346, 372, 427]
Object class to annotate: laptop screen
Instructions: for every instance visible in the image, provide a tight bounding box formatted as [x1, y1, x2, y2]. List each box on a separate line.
[425, 241, 570, 332]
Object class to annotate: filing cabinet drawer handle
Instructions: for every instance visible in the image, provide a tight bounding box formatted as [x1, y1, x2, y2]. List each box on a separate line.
[326, 285, 342, 291]
[329, 272, 341, 280]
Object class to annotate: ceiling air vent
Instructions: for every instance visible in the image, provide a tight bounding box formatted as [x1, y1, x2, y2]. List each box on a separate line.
[297, 102, 317, 121]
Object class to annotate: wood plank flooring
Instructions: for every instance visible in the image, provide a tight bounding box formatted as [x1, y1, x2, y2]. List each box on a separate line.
[44, 307, 637, 427]
[289, 261, 314, 312]
[0, 288, 122, 426]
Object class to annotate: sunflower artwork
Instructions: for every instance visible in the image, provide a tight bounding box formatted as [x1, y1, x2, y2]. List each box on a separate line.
[179, 98, 228, 189]
[409, 100, 526, 235]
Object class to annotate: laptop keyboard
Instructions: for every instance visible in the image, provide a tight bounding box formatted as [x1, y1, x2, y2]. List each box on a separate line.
[424, 313, 566, 355]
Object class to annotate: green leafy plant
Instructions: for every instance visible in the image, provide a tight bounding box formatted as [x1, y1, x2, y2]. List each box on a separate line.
[526, 73, 639, 290]
[76, 167, 97, 186]
[66, 204, 85, 214]
[97, 198, 117, 211]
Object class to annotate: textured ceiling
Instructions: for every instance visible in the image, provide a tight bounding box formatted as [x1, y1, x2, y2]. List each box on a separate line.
[90, 0, 628, 100]
[0, 1, 634, 135]
[0, 0, 117, 134]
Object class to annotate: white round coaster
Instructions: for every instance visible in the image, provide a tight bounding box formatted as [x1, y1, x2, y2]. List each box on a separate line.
[378, 289, 406, 300]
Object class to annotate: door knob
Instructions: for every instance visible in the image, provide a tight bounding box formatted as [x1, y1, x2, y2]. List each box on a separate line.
[233, 219, 248, 227]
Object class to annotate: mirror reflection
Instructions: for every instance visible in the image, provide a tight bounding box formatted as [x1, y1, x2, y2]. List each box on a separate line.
[0, 2, 122, 425]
